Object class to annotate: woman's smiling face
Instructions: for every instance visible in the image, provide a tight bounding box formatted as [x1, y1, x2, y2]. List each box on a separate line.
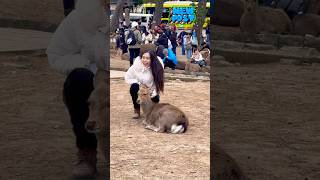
[141, 52, 151, 67]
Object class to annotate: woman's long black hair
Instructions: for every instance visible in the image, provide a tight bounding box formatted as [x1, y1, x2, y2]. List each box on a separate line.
[141, 25, 149, 36]
[147, 50, 164, 93]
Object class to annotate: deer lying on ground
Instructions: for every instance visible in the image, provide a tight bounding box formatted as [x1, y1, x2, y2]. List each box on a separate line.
[293, 13, 320, 37]
[137, 84, 189, 133]
[240, 0, 292, 34]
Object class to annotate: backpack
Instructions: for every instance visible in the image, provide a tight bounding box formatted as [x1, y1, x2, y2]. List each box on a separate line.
[162, 34, 169, 48]
[119, 34, 126, 46]
[127, 30, 137, 45]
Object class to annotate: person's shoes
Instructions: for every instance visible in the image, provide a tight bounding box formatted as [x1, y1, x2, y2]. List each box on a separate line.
[72, 148, 97, 178]
[132, 108, 140, 119]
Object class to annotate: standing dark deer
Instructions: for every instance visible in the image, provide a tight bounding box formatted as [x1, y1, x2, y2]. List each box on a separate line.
[137, 84, 189, 133]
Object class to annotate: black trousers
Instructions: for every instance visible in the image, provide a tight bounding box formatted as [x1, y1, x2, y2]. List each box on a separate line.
[63, 68, 97, 149]
[130, 83, 160, 110]
[63, 0, 75, 17]
[164, 59, 176, 70]
[129, 48, 140, 66]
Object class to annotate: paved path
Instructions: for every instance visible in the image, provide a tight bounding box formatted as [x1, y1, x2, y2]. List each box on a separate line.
[0, 28, 52, 52]
[110, 70, 125, 79]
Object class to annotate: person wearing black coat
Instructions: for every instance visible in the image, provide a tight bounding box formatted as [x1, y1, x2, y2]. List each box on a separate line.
[169, 27, 178, 55]
[155, 29, 169, 49]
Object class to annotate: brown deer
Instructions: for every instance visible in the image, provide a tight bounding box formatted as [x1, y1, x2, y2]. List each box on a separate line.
[137, 84, 189, 133]
[240, 0, 292, 34]
[84, 69, 108, 164]
[293, 13, 320, 37]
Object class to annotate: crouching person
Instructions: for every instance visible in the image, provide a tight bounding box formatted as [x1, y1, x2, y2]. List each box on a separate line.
[46, 0, 106, 178]
[191, 48, 207, 67]
[125, 50, 164, 119]
[162, 48, 177, 70]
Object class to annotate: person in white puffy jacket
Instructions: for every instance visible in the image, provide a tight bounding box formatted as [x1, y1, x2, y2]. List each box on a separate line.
[125, 50, 164, 119]
[46, 0, 106, 178]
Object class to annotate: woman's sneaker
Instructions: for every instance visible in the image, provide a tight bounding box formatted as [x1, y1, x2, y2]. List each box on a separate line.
[132, 108, 140, 119]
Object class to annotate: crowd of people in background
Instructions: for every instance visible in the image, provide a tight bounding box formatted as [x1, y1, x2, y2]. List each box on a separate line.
[114, 21, 210, 69]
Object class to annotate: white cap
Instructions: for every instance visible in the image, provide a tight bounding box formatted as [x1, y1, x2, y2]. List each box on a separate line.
[131, 21, 138, 28]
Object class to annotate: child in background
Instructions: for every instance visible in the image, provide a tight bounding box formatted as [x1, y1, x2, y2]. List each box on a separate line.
[191, 48, 206, 67]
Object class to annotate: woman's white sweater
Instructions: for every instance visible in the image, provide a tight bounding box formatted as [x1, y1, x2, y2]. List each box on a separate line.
[125, 56, 164, 97]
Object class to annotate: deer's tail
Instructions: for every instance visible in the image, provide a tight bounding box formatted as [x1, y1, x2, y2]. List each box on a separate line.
[170, 115, 188, 134]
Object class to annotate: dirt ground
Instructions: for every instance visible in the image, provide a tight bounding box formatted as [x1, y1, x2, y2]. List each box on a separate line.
[110, 79, 210, 179]
[1, 52, 320, 180]
[213, 63, 320, 180]
[0, 53, 210, 179]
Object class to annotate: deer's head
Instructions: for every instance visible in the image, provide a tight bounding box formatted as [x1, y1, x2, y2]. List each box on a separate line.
[244, 0, 257, 13]
[137, 84, 152, 105]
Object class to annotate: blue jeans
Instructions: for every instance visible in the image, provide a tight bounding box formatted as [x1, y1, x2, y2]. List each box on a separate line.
[186, 49, 192, 61]
[181, 44, 185, 55]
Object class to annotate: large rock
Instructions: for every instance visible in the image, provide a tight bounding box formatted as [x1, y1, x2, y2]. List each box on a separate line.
[213, 0, 244, 26]
[212, 143, 248, 180]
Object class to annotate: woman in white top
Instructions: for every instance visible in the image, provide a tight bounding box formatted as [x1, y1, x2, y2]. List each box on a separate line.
[141, 26, 153, 44]
[125, 50, 164, 118]
[191, 48, 207, 67]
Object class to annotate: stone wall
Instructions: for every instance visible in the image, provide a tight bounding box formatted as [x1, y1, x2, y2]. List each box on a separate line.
[212, 26, 320, 50]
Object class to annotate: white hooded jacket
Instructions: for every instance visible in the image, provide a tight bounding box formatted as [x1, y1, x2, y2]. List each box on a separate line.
[125, 56, 164, 98]
[46, 0, 107, 75]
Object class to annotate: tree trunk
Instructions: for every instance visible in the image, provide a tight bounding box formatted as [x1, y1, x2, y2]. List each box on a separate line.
[152, 0, 164, 29]
[124, 7, 130, 26]
[195, 0, 207, 46]
[110, 0, 125, 33]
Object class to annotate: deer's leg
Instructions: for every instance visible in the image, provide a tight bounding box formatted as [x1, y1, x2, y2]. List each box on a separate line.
[97, 129, 106, 163]
[95, 70, 108, 163]
[145, 124, 165, 133]
[86, 93, 98, 133]
[145, 124, 160, 132]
